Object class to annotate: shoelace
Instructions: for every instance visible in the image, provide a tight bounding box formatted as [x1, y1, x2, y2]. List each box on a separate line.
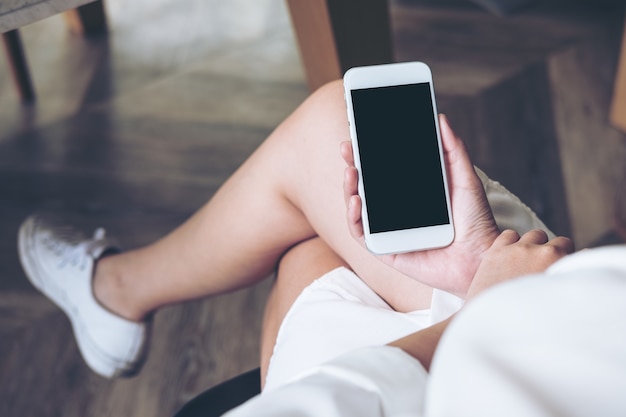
[41, 225, 108, 271]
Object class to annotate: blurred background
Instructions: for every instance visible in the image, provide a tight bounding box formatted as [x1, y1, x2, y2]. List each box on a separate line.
[1, 0, 625, 415]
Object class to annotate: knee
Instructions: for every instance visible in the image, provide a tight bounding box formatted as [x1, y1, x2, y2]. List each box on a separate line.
[302, 79, 346, 119]
[315, 79, 344, 98]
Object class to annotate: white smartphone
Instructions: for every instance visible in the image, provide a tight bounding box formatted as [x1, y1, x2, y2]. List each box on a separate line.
[343, 61, 454, 255]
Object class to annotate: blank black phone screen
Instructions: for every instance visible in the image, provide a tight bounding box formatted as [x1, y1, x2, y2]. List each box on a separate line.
[351, 82, 450, 234]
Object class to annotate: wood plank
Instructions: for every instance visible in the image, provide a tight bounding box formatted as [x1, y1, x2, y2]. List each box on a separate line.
[286, 0, 341, 91]
[325, 0, 394, 71]
[1, 30, 35, 102]
[0, 292, 56, 332]
[0, 284, 272, 417]
[548, 39, 626, 246]
[610, 14, 626, 133]
[63, 0, 107, 36]
[286, 0, 393, 91]
[437, 62, 572, 239]
[0, 0, 96, 33]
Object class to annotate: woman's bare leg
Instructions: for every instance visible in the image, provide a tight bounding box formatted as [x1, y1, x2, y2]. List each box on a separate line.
[260, 237, 348, 387]
[95, 80, 433, 322]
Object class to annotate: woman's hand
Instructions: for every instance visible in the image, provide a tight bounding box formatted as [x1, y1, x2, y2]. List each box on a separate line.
[387, 229, 573, 370]
[466, 229, 574, 301]
[342, 114, 500, 298]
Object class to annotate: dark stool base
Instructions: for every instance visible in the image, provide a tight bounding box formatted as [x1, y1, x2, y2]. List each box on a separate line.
[173, 368, 261, 417]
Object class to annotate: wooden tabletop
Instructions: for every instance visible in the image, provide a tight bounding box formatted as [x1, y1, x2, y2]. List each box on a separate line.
[0, 0, 94, 33]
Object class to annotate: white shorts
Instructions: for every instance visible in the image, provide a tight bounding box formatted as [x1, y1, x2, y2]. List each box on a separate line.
[264, 267, 463, 391]
[264, 168, 553, 391]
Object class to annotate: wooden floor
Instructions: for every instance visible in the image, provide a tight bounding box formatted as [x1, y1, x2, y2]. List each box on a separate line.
[1, 0, 625, 416]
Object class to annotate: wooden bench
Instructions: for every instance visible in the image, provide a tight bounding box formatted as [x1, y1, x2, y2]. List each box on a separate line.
[2, 0, 624, 135]
[1, 0, 107, 102]
[1, 0, 393, 102]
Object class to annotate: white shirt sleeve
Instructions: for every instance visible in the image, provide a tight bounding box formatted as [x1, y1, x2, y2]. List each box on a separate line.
[425, 245, 626, 417]
[224, 346, 429, 417]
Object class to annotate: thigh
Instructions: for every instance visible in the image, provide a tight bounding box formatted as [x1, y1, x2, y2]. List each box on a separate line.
[260, 237, 348, 387]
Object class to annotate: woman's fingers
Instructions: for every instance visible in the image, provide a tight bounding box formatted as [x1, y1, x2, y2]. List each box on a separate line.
[340, 141, 354, 166]
[341, 140, 364, 239]
[519, 229, 549, 245]
[347, 195, 364, 239]
[343, 166, 358, 206]
[550, 236, 575, 254]
[512, 229, 573, 255]
[439, 114, 459, 153]
[341, 140, 358, 207]
[439, 114, 471, 171]
[491, 229, 521, 247]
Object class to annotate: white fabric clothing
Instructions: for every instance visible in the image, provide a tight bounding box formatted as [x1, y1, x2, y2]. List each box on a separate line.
[264, 266, 454, 391]
[426, 244, 626, 417]
[233, 346, 427, 417]
[264, 167, 552, 390]
[226, 245, 626, 417]
[474, 167, 556, 240]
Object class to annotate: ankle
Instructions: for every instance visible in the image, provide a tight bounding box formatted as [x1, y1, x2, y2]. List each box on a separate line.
[92, 256, 147, 322]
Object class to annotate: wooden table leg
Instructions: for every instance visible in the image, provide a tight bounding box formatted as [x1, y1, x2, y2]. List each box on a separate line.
[64, 0, 108, 36]
[2, 29, 35, 102]
[610, 13, 626, 134]
[286, 0, 393, 91]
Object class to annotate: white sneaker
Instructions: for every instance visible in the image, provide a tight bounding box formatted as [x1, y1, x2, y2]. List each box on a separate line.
[17, 215, 150, 378]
